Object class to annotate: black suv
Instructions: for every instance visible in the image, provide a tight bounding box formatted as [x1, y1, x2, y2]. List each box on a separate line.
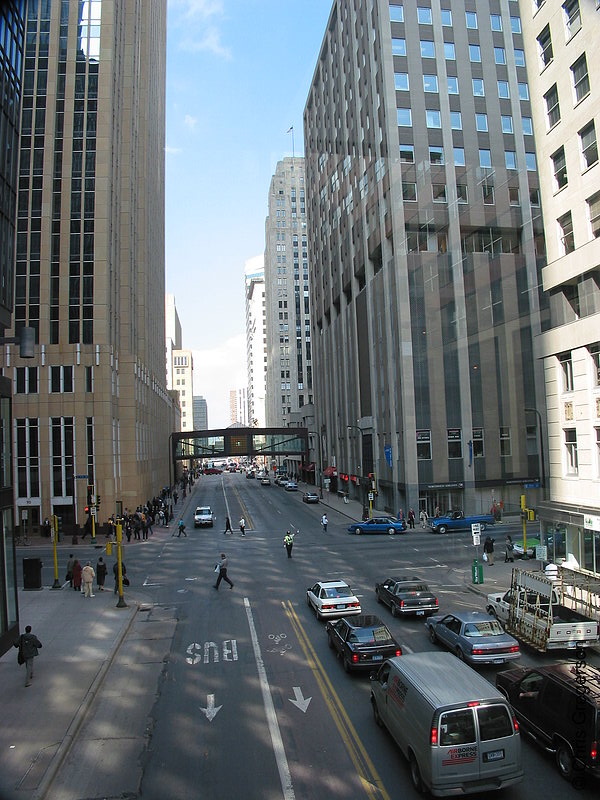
[496, 662, 600, 783]
[325, 614, 402, 673]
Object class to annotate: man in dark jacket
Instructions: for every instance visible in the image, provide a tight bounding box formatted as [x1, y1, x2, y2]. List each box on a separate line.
[14, 625, 42, 687]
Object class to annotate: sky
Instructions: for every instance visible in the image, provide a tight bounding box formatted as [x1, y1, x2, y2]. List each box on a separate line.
[165, 0, 333, 427]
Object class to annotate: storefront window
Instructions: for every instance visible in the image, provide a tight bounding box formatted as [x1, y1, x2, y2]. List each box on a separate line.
[2, 508, 17, 632]
[543, 523, 566, 562]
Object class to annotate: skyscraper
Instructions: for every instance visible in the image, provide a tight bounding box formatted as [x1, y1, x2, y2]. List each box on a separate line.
[2, 0, 171, 534]
[304, 0, 547, 514]
[245, 255, 266, 428]
[264, 157, 313, 427]
[520, 0, 600, 569]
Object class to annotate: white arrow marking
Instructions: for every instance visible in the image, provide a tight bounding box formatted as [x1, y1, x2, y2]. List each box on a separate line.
[200, 694, 222, 721]
[288, 686, 311, 713]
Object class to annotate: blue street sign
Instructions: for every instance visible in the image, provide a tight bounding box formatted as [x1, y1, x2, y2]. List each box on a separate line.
[384, 445, 392, 468]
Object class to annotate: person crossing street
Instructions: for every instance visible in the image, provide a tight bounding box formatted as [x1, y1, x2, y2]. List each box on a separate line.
[239, 517, 246, 537]
[283, 530, 295, 558]
[213, 553, 234, 590]
[321, 513, 328, 533]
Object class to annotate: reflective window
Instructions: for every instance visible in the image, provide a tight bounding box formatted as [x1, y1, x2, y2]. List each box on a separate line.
[447, 76, 459, 94]
[505, 151, 517, 170]
[510, 16, 522, 34]
[473, 78, 485, 97]
[399, 144, 415, 163]
[501, 115, 513, 133]
[441, 9, 452, 26]
[490, 14, 502, 31]
[397, 108, 412, 126]
[444, 41, 455, 60]
[476, 113, 488, 132]
[450, 111, 462, 130]
[469, 44, 481, 62]
[390, 4, 404, 22]
[495, 47, 506, 65]
[522, 117, 533, 135]
[421, 40, 435, 58]
[429, 146, 444, 164]
[514, 49, 526, 67]
[424, 74, 438, 92]
[417, 7, 432, 24]
[466, 11, 478, 29]
[392, 38, 407, 56]
[453, 147, 465, 166]
[395, 73, 409, 91]
[498, 80, 510, 98]
[479, 149, 492, 168]
[426, 109, 442, 128]
[518, 83, 529, 101]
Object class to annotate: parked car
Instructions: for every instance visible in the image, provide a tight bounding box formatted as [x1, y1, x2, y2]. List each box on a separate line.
[285, 481, 298, 491]
[496, 662, 600, 781]
[426, 611, 520, 666]
[260, 476, 271, 486]
[203, 467, 222, 475]
[194, 506, 215, 528]
[326, 614, 402, 672]
[375, 576, 438, 617]
[347, 516, 407, 535]
[246, 470, 255, 479]
[306, 580, 361, 620]
[428, 510, 495, 534]
[302, 491, 319, 504]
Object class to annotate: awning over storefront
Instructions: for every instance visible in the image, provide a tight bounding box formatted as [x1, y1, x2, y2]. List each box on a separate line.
[301, 462, 315, 472]
[323, 466, 337, 477]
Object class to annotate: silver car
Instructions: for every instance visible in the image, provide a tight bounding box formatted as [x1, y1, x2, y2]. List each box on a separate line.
[426, 611, 520, 666]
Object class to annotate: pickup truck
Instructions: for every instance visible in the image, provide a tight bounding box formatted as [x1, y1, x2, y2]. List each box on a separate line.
[428, 510, 495, 534]
[501, 567, 600, 652]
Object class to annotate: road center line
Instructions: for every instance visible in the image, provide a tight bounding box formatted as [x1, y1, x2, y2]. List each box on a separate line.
[244, 597, 295, 800]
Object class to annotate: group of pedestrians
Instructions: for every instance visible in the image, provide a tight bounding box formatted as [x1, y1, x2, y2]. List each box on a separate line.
[65, 553, 124, 594]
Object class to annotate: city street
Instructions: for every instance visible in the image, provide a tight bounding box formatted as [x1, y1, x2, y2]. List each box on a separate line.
[10, 474, 600, 799]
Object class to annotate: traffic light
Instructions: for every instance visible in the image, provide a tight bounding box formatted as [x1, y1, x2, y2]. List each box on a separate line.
[84, 505, 89, 515]
[87, 483, 94, 504]
[96, 494, 101, 507]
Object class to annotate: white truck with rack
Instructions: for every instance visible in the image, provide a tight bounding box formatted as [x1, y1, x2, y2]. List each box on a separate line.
[501, 566, 599, 652]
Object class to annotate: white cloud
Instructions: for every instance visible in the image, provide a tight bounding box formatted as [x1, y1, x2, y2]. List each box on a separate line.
[165, 145, 182, 155]
[169, 0, 232, 60]
[184, 114, 197, 130]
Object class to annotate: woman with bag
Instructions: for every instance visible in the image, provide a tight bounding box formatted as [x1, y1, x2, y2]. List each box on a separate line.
[14, 625, 42, 687]
[483, 536, 495, 566]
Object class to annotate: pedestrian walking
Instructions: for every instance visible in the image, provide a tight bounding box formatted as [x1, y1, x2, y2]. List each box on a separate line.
[321, 513, 328, 533]
[213, 553, 234, 590]
[223, 516, 232, 534]
[96, 556, 107, 591]
[504, 535, 514, 563]
[113, 561, 127, 594]
[284, 530, 295, 558]
[14, 625, 42, 687]
[408, 508, 415, 529]
[82, 561, 95, 597]
[483, 536, 495, 566]
[72, 559, 82, 591]
[65, 553, 75, 587]
[239, 517, 246, 537]
[176, 519, 187, 537]
[419, 509, 429, 528]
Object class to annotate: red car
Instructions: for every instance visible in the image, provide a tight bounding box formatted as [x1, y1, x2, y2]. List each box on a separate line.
[203, 467, 222, 475]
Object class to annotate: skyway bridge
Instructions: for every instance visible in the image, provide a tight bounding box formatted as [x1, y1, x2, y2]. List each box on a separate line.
[170, 427, 309, 468]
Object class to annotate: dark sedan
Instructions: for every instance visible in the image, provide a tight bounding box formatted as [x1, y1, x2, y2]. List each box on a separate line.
[375, 576, 439, 617]
[347, 516, 407, 535]
[302, 491, 319, 504]
[326, 615, 402, 672]
[426, 611, 521, 666]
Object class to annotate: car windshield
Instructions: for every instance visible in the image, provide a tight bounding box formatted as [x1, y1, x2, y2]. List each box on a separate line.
[464, 620, 504, 637]
[197, 508, 210, 514]
[398, 584, 427, 593]
[324, 587, 352, 598]
[349, 625, 393, 644]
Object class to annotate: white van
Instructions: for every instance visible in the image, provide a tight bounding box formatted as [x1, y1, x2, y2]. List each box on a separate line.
[370, 652, 522, 796]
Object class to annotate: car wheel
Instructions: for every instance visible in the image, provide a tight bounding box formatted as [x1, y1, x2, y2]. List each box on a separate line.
[481, 522, 487, 531]
[355, 527, 363, 535]
[375, 589, 382, 604]
[455, 647, 464, 661]
[388, 527, 396, 535]
[343, 657, 352, 673]
[409, 753, 423, 794]
[438, 525, 447, 534]
[486, 606, 497, 618]
[371, 696, 384, 728]
[327, 633, 334, 649]
[306, 594, 311, 608]
[429, 627, 437, 644]
[391, 603, 398, 618]
[315, 605, 321, 621]
[555, 741, 575, 779]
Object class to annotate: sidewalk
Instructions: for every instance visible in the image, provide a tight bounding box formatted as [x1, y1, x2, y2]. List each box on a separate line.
[0, 492, 194, 800]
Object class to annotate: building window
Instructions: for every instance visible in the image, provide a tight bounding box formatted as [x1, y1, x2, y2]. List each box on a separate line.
[433, 184, 447, 202]
[530, 188, 541, 206]
[494, 47, 506, 65]
[420, 40, 435, 58]
[501, 115, 513, 133]
[392, 38, 407, 56]
[450, 111, 462, 130]
[50, 365, 74, 393]
[505, 151, 517, 170]
[514, 48, 526, 67]
[447, 75, 459, 93]
[397, 107, 412, 126]
[472, 428, 484, 457]
[395, 73, 409, 91]
[426, 109, 441, 128]
[453, 147, 465, 166]
[473, 78, 485, 97]
[522, 116, 533, 135]
[498, 80, 510, 98]
[564, 428, 578, 475]
[441, 9, 452, 26]
[15, 367, 38, 394]
[466, 11, 478, 28]
[544, 84, 560, 128]
[596, 428, 600, 477]
[510, 16, 522, 34]
[399, 144, 415, 162]
[456, 183, 468, 203]
[390, 4, 404, 22]
[429, 146, 444, 164]
[558, 211, 575, 254]
[423, 74, 438, 92]
[490, 14, 502, 31]
[444, 42, 456, 60]
[559, 352, 574, 392]
[588, 343, 600, 385]
[579, 121, 598, 170]
[571, 54, 590, 103]
[417, 430, 431, 460]
[479, 149, 492, 168]
[509, 186, 520, 205]
[469, 44, 481, 62]
[518, 82, 529, 101]
[417, 7, 432, 24]
[588, 192, 600, 239]
[537, 24, 553, 68]
[500, 427, 512, 457]
[483, 184, 494, 205]
[85, 366, 93, 392]
[552, 146, 568, 191]
[563, 0, 582, 39]
[402, 182, 417, 201]
[476, 113, 488, 132]
[526, 152, 537, 171]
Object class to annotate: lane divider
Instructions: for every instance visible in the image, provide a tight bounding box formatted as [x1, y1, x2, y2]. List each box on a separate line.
[283, 600, 390, 800]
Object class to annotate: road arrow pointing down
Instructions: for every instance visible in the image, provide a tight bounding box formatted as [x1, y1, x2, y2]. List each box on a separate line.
[288, 686, 311, 713]
[200, 694, 223, 722]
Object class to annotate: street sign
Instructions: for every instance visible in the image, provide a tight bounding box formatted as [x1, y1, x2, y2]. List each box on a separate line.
[535, 545, 548, 561]
[471, 523, 481, 535]
[75, 474, 88, 479]
[368, 492, 374, 501]
[91, 507, 97, 518]
[472, 533, 481, 546]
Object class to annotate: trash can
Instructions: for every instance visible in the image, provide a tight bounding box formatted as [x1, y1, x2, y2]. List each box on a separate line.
[23, 557, 43, 590]
[472, 559, 484, 585]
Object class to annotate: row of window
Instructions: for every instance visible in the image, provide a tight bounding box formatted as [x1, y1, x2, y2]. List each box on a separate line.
[390, 4, 521, 34]
[536, 1, 584, 72]
[398, 107, 532, 138]
[401, 179, 532, 212]
[393, 37, 526, 67]
[399, 143, 536, 175]
[557, 190, 600, 255]
[550, 120, 597, 196]
[558, 346, 600, 394]
[563, 426, 600, 478]
[15, 365, 94, 394]
[416, 428, 517, 460]
[543, 54, 590, 131]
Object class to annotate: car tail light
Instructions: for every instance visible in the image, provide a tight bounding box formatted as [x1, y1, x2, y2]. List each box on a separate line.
[431, 725, 438, 746]
[591, 741, 597, 761]
[434, 597, 438, 606]
[509, 645, 519, 653]
[350, 602, 360, 608]
[400, 600, 404, 609]
[395, 648, 402, 657]
[512, 714, 519, 734]
[467, 701, 480, 707]
[472, 648, 484, 655]
[352, 653, 359, 664]
[322, 604, 334, 610]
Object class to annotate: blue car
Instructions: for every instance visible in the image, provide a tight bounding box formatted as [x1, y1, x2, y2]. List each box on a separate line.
[347, 516, 407, 535]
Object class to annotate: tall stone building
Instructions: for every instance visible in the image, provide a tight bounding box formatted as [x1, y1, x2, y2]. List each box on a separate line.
[304, 0, 547, 515]
[264, 157, 313, 427]
[1, 0, 171, 535]
[521, 0, 600, 571]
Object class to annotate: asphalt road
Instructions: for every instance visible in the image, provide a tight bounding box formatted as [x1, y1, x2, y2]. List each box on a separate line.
[17, 474, 600, 799]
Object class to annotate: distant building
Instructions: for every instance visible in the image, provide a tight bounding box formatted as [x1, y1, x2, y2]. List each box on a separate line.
[193, 395, 208, 430]
[165, 293, 182, 390]
[173, 350, 194, 431]
[245, 256, 266, 427]
[264, 157, 313, 427]
[230, 388, 248, 426]
[521, 0, 600, 571]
